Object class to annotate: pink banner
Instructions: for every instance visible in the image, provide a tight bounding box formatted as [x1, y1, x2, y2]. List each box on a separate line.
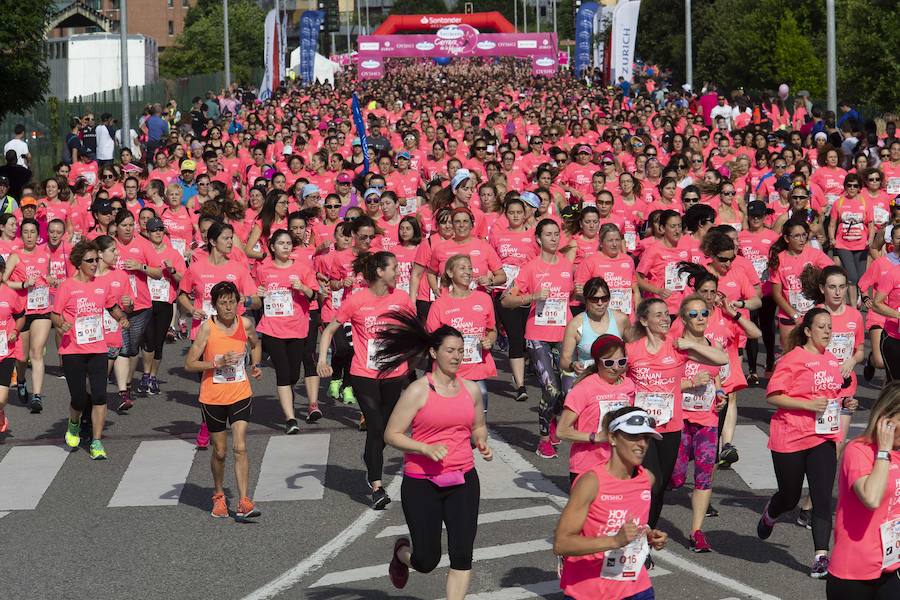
[357, 26, 558, 80]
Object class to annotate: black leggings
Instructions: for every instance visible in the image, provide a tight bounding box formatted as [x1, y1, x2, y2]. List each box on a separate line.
[643, 430, 682, 528]
[416, 300, 432, 323]
[401, 469, 480, 572]
[495, 300, 528, 359]
[350, 374, 406, 483]
[747, 295, 777, 371]
[766, 441, 837, 550]
[827, 571, 900, 600]
[331, 325, 353, 385]
[261, 334, 304, 387]
[142, 301, 174, 360]
[301, 309, 320, 376]
[880, 335, 900, 382]
[61, 353, 107, 412]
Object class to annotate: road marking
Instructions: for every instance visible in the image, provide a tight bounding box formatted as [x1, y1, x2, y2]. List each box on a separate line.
[483, 435, 569, 504]
[108, 440, 196, 507]
[310, 538, 555, 588]
[253, 434, 330, 501]
[376, 505, 560, 538]
[475, 449, 555, 499]
[0, 445, 69, 510]
[238, 475, 402, 600]
[731, 425, 805, 490]
[434, 569, 673, 600]
[0, 511, 9, 519]
[654, 549, 781, 600]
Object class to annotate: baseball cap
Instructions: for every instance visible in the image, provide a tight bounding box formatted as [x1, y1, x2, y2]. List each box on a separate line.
[282, 145, 293, 155]
[774, 175, 793, 191]
[396, 150, 412, 161]
[146, 217, 166, 232]
[608, 410, 663, 440]
[19, 196, 38, 208]
[301, 183, 320, 199]
[814, 132, 828, 142]
[576, 145, 592, 155]
[520, 191, 541, 209]
[92, 199, 114, 213]
[746, 200, 773, 217]
[352, 137, 362, 147]
[180, 160, 197, 172]
[336, 173, 352, 184]
[363, 187, 382, 200]
[450, 169, 471, 192]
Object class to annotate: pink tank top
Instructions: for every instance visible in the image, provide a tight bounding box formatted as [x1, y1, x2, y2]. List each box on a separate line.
[404, 373, 475, 477]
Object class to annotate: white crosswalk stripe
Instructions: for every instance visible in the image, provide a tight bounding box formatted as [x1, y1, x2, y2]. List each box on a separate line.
[108, 440, 197, 507]
[253, 434, 329, 501]
[376, 505, 560, 538]
[731, 424, 806, 490]
[0, 445, 69, 511]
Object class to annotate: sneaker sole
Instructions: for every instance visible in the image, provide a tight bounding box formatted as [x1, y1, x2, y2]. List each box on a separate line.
[535, 450, 558, 459]
[810, 572, 828, 579]
[235, 509, 261, 520]
[210, 511, 230, 518]
[372, 495, 391, 510]
[29, 403, 43, 414]
[306, 410, 323, 424]
[285, 426, 300, 435]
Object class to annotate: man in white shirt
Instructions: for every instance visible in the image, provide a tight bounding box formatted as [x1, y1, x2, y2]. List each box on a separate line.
[3, 124, 30, 168]
[709, 95, 734, 131]
[95, 113, 116, 167]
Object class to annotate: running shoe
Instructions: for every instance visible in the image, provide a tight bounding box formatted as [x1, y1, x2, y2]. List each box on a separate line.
[536, 439, 558, 459]
[148, 376, 160, 395]
[342, 386, 356, 405]
[117, 390, 134, 412]
[306, 405, 323, 424]
[328, 378, 343, 399]
[515, 386, 528, 402]
[810, 554, 829, 579]
[285, 418, 300, 435]
[718, 443, 739, 468]
[371, 486, 391, 510]
[166, 327, 177, 342]
[689, 530, 712, 553]
[358, 413, 367, 431]
[235, 497, 261, 520]
[0, 409, 8, 433]
[65, 418, 80, 448]
[757, 501, 775, 540]
[17, 383, 28, 405]
[136, 373, 150, 395]
[706, 504, 720, 518]
[196, 422, 210, 449]
[746, 373, 760, 387]
[549, 419, 561, 446]
[211, 493, 229, 518]
[796, 508, 812, 530]
[863, 356, 876, 382]
[28, 393, 43, 414]
[89, 440, 107, 460]
[388, 537, 411, 589]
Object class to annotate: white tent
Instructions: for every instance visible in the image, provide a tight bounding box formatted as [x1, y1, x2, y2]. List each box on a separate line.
[289, 49, 342, 85]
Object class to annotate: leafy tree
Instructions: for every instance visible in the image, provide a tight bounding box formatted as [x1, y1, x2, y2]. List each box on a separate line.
[837, 0, 899, 112]
[0, 0, 53, 123]
[160, 0, 265, 85]
[773, 11, 824, 98]
[389, 0, 450, 16]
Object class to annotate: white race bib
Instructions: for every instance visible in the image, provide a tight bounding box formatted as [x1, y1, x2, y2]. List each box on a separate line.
[789, 290, 815, 315]
[148, 277, 170, 303]
[664, 262, 687, 292]
[26, 286, 50, 310]
[825, 194, 839, 215]
[682, 382, 715, 412]
[598, 398, 629, 426]
[263, 290, 294, 317]
[880, 517, 900, 569]
[330, 289, 342, 309]
[129, 274, 138, 297]
[398, 197, 418, 216]
[366, 338, 385, 371]
[635, 391, 674, 425]
[212, 353, 247, 383]
[887, 178, 900, 195]
[534, 298, 567, 326]
[171, 238, 187, 257]
[719, 361, 731, 381]
[202, 299, 217, 318]
[0, 330, 8, 356]
[751, 257, 768, 281]
[501, 264, 520, 290]
[600, 534, 649, 581]
[609, 288, 632, 315]
[462, 335, 482, 365]
[75, 315, 103, 344]
[873, 205, 890, 227]
[103, 310, 118, 333]
[815, 398, 841, 434]
[827, 332, 854, 362]
[624, 231, 637, 252]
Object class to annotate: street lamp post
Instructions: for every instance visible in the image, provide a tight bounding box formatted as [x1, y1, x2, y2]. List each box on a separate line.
[685, 0, 693, 91]
[826, 0, 837, 112]
[119, 0, 130, 150]
[223, 0, 231, 87]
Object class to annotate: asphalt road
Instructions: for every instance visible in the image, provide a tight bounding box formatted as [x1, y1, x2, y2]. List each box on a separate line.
[0, 337, 886, 600]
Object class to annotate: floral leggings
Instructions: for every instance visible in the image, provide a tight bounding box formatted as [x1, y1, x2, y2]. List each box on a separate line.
[670, 421, 718, 490]
[526, 339, 566, 437]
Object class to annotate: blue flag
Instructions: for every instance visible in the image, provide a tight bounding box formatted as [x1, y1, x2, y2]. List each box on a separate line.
[352, 93, 370, 175]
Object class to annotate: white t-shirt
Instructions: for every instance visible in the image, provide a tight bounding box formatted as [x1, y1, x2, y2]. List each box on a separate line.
[3, 138, 28, 166]
[115, 128, 141, 159]
[96, 125, 115, 161]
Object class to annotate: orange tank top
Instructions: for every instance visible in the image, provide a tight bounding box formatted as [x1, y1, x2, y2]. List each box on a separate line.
[199, 316, 252, 406]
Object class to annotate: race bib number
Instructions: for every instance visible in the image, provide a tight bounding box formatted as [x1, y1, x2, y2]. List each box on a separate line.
[841, 212, 865, 240]
[212, 353, 247, 383]
[0, 330, 8, 356]
[664, 263, 687, 292]
[768, 192, 780, 204]
[463, 335, 482, 364]
[624, 231, 637, 252]
[398, 197, 418, 216]
[263, 290, 294, 317]
[75, 315, 103, 345]
[815, 398, 841, 434]
[330, 289, 342, 309]
[887, 178, 900, 195]
[789, 290, 815, 315]
[366, 338, 385, 371]
[635, 392, 674, 425]
[598, 399, 629, 426]
[103, 310, 118, 333]
[171, 238, 187, 257]
[202, 299, 217, 319]
[601, 535, 649, 581]
[751, 257, 769, 281]
[129, 274, 138, 297]
[719, 361, 731, 381]
[610, 289, 632, 315]
[26, 286, 50, 310]
[501, 264, 520, 290]
[873, 205, 890, 227]
[880, 518, 900, 569]
[148, 277, 170, 303]
[534, 298, 567, 326]
[682, 383, 715, 412]
[827, 332, 854, 362]
[396, 280, 410, 293]
[825, 194, 839, 215]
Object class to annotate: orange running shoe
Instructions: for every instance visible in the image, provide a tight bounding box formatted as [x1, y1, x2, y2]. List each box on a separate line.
[235, 497, 261, 520]
[211, 493, 229, 518]
[0, 409, 8, 433]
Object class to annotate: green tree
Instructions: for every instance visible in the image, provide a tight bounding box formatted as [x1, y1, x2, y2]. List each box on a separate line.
[837, 0, 900, 112]
[0, 0, 53, 123]
[160, 0, 265, 85]
[389, 0, 449, 16]
[773, 11, 824, 98]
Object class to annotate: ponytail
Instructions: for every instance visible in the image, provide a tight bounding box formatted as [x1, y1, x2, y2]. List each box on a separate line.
[352, 250, 396, 283]
[628, 298, 667, 340]
[677, 261, 718, 291]
[374, 309, 463, 377]
[800, 264, 847, 305]
[768, 217, 810, 272]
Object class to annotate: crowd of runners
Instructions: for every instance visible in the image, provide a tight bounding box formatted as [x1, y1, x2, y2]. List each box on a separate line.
[1, 59, 899, 599]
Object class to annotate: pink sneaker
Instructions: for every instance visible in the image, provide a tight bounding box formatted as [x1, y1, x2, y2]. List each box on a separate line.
[535, 439, 558, 459]
[690, 529, 712, 553]
[549, 419, 561, 446]
[196, 422, 210, 448]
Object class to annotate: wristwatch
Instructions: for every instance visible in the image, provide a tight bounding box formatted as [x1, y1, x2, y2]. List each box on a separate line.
[589, 432, 597, 444]
[792, 312, 801, 321]
[876, 450, 891, 461]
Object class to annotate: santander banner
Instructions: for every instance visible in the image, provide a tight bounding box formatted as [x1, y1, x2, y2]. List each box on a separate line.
[357, 26, 558, 80]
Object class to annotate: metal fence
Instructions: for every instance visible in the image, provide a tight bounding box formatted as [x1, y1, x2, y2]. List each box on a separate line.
[0, 71, 235, 180]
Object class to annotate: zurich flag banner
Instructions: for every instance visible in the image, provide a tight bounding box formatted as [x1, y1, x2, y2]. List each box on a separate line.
[299, 10, 326, 85]
[574, 2, 599, 77]
[352, 93, 370, 175]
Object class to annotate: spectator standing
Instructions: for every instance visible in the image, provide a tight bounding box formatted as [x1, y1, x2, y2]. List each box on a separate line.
[3, 124, 31, 168]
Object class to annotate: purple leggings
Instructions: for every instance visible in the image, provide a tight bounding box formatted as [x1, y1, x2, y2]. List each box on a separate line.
[671, 421, 718, 490]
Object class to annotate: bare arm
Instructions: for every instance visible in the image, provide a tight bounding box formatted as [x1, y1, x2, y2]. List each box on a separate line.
[184, 321, 214, 372]
[554, 472, 635, 556]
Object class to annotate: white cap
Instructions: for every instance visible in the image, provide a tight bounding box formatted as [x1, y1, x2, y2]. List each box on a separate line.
[608, 410, 663, 440]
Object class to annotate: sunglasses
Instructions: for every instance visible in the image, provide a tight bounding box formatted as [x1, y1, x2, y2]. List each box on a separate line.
[613, 414, 657, 430]
[356, 234, 376, 241]
[324, 204, 341, 209]
[687, 309, 710, 319]
[587, 294, 611, 304]
[846, 183, 860, 188]
[148, 227, 166, 233]
[774, 164, 787, 169]
[868, 177, 882, 182]
[721, 191, 736, 196]
[602, 160, 614, 166]
[344, 216, 360, 222]
[791, 194, 809, 200]
[692, 159, 704, 164]
[82, 257, 99, 264]
[600, 357, 628, 368]
[715, 255, 736, 263]
[103, 174, 115, 180]
[683, 196, 699, 203]
[365, 198, 380, 204]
